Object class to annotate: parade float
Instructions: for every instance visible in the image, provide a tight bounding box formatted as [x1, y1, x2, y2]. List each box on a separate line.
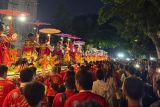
[0, 9, 108, 76]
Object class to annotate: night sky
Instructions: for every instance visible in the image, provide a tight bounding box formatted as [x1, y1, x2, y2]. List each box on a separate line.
[38, 0, 102, 22]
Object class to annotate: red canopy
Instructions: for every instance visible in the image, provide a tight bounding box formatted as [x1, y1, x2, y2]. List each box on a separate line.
[0, 9, 30, 16]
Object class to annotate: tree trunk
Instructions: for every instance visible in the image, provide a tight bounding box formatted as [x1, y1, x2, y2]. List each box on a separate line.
[149, 33, 160, 59]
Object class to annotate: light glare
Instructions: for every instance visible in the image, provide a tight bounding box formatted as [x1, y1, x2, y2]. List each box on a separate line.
[117, 53, 125, 58]
[18, 15, 27, 22]
[47, 34, 51, 37]
[150, 57, 156, 61]
[7, 16, 12, 20]
[135, 64, 140, 68]
[126, 58, 130, 61]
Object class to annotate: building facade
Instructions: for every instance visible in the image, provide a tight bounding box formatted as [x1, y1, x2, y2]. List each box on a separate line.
[8, 0, 38, 48]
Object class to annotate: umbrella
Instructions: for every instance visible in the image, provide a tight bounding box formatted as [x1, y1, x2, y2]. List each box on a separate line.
[29, 21, 51, 26]
[56, 33, 72, 38]
[0, 9, 30, 16]
[70, 36, 81, 40]
[39, 28, 61, 34]
[74, 41, 85, 45]
[29, 21, 51, 42]
[57, 33, 81, 40]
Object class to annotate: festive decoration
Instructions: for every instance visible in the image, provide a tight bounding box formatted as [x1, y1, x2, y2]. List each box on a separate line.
[0, 9, 30, 16]
[39, 28, 61, 34]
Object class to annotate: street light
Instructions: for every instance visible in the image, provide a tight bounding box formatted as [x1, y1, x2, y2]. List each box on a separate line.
[7, 16, 12, 20]
[126, 58, 131, 61]
[33, 27, 36, 30]
[18, 15, 27, 22]
[117, 52, 125, 58]
[150, 57, 156, 61]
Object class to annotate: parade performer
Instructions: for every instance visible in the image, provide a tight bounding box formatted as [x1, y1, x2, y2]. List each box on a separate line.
[38, 41, 50, 71]
[54, 42, 63, 63]
[75, 45, 84, 64]
[22, 33, 39, 62]
[39, 43, 50, 58]
[0, 22, 13, 66]
[63, 43, 71, 63]
[68, 41, 75, 63]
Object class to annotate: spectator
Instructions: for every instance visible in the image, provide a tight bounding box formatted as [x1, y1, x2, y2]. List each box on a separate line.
[63, 70, 75, 82]
[66, 71, 75, 78]
[52, 77, 76, 107]
[24, 81, 45, 107]
[0, 65, 15, 106]
[122, 76, 144, 107]
[142, 83, 157, 107]
[2, 67, 36, 107]
[92, 70, 108, 99]
[64, 69, 109, 107]
[105, 69, 117, 107]
[150, 79, 160, 107]
[140, 67, 148, 82]
[45, 66, 63, 107]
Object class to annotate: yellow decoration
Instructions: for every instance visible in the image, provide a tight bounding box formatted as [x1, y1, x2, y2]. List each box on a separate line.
[50, 55, 59, 65]
[39, 56, 49, 71]
[9, 48, 18, 63]
[64, 52, 70, 63]
[39, 28, 61, 34]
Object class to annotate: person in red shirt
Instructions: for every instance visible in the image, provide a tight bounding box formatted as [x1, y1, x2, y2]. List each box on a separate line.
[45, 66, 63, 107]
[122, 76, 144, 107]
[75, 100, 102, 107]
[2, 67, 36, 107]
[0, 65, 15, 106]
[52, 77, 76, 107]
[64, 69, 109, 107]
[24, 81, 45, 107]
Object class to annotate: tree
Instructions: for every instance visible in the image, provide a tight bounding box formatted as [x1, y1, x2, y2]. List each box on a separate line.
[99, 0, 160, 58]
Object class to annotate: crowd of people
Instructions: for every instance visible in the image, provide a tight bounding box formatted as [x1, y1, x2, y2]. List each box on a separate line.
[0, 59, 160, 107]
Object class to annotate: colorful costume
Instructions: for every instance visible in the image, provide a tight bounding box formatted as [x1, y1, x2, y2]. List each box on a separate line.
[0, 79, 15, 107]
[22, 40, 38, 62]
[75, 46, 84, 64]
[54, 42, 63, 63]
[2, 88, 30, 107]
[39, 44, 50, 58]
[0, 34, 11, 66]
[38, 43, 50, 71]
[63, 47, 70, 63]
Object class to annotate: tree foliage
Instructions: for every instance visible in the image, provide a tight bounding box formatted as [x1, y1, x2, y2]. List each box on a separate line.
[99, 0, 160, 58]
